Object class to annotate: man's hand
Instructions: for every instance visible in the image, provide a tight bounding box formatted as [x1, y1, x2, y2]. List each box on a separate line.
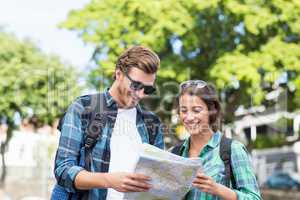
[106, 172, 152, 192]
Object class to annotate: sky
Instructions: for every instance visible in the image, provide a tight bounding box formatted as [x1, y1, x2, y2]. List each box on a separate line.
[0, 0, 93, 68]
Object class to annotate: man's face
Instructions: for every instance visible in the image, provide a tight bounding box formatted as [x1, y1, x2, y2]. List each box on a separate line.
[116, 67, 156, 108]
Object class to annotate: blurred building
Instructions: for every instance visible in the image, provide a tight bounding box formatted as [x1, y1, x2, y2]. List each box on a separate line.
[0, 119, 59, 199]
[222, 88, 300, 187]
[252, 142, 300, 185]
[224, 87, 300, 143]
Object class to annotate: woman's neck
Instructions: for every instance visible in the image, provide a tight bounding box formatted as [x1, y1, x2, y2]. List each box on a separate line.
[189, 129, 214, 157]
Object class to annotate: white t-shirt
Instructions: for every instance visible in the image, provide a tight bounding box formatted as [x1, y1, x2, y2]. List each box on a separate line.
[106, 107, 142, 200]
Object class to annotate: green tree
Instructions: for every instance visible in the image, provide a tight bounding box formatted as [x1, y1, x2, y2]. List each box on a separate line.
[60, 0, 300, 122]
[0, 32, 81, 184]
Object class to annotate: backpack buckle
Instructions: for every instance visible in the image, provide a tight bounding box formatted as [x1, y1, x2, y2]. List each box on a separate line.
[85, 136, 97, 149]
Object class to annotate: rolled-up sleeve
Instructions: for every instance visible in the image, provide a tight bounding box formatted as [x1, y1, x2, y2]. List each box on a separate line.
[231, 141, 262, 200]
[54, 99, 85, 193]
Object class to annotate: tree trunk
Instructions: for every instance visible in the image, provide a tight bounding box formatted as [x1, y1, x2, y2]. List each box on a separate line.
[0, 141, 6, 187]
[0, 123, 13, 187]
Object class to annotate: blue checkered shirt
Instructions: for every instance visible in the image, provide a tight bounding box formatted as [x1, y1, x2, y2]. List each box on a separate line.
[53, 89, 165, 199]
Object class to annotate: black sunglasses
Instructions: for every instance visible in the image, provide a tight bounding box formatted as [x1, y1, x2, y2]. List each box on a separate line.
[123, 70, 156, 95]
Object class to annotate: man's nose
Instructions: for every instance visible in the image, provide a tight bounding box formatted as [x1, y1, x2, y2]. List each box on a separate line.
[135, 88, 146, 99]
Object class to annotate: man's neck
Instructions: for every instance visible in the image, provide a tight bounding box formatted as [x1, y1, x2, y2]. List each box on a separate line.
[109, 82, 121, 105]
[109, 82, 129, 109]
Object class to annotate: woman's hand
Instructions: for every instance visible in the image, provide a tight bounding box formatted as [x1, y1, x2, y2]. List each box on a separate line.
[192, 171, 238, 200]
[192, 171, 219, 195]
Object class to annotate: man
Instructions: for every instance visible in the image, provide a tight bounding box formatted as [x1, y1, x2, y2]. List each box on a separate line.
[51, 46, 165, 199]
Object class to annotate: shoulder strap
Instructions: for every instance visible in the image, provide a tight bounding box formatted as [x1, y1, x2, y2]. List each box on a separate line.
[56, 93, 108, 200]
[57, 93, 107, 167]
[57, 115, 64, 132]
[83, 93, 107, 170]
[81, 93, 108, 200]
[57, 93, 107, 171]
[142, 111, 161, 145]
[220, 136, 236, 189]
[171, 141, 184, 156]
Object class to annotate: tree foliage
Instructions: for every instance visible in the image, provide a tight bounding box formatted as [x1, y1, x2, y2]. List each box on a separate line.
[60, 0, 300, 122]
[0, 31, 81, 132]
[0, 32, 81, 184]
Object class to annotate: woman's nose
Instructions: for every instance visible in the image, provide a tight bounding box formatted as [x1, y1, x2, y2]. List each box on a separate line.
[185, 112, 195, 121]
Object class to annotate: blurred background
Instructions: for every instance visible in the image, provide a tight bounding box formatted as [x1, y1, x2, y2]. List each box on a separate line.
[1, 0, 300, 199]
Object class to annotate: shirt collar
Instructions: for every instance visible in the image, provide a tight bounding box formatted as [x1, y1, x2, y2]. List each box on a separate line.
[104, 88, 117, 108]
[181, 131, 222, 157]
[206, 131, 222, 148]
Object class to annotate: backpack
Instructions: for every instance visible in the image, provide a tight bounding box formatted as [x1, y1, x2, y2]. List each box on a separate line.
[51, 92, 161, 200]
[171, 135, 236, 189]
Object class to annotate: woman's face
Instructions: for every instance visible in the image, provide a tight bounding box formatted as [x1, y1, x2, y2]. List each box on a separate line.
[179, 93, 211, 135]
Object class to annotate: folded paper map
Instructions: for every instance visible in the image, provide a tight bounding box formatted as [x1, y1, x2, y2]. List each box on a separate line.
[124, 143, 202, 200]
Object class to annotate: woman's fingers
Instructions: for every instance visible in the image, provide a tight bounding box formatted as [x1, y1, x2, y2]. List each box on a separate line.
[193, 180, 211, 187]
[192, 183, 211, 193]
[193, 173, 210, 183]
[192, 173, 215, 193]
[196, 172, 209, 179]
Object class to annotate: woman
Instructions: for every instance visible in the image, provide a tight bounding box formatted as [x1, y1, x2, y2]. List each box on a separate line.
[172, 80, 261, 200]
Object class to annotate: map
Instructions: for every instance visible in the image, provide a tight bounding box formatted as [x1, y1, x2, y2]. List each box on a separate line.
[124, 143, 202, 200]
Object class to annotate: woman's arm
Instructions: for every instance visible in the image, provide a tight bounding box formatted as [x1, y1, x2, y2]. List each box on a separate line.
[230, 141, 262, 200]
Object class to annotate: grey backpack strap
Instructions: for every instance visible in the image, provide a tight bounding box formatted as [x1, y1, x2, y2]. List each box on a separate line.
[220, 136, 236, 189]
[142, 111, 161, 145]
[171, 142, 184, 156]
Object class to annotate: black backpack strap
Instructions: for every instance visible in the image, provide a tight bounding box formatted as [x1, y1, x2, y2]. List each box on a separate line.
[83, 93, 107, 171]
[57, 114, 65, 132]
[170, 141, 184, 156]
[81, 93, 108, 200]
[220, 136, 236, 189]
[56, 93, 108, 200]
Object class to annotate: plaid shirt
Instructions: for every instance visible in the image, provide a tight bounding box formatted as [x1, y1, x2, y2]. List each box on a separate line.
[181, 132, 261, 200]
[53, 89, 165, 200]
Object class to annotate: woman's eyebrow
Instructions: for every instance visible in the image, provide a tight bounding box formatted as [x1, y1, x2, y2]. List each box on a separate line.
[192, 106, 203, 109]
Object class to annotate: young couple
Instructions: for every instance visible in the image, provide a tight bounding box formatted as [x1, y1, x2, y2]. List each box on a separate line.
[51, 46, 261, 200]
